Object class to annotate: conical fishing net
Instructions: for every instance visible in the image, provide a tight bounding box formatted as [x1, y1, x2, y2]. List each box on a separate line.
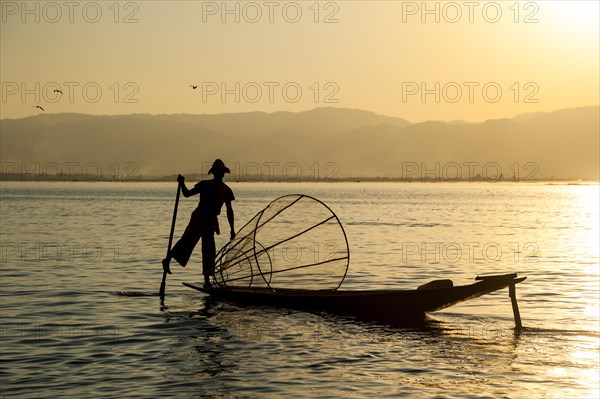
[213, 195, 350, 291]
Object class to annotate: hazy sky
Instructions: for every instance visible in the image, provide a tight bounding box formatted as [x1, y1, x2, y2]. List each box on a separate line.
[1, 0, 598, 122]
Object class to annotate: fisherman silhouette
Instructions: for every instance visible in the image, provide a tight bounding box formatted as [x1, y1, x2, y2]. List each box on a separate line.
[162, 159, 235, 287]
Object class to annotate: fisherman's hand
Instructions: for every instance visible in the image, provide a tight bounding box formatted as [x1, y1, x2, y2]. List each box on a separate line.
[230, 230, 236, 241]
[177, 174, 185, 184]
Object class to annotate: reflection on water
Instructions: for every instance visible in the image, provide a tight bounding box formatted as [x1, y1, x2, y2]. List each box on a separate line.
[156, 293, 599, 398]
[0, 182, 598, 398]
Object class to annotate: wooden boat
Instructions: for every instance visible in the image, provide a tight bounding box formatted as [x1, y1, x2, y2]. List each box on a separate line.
[183, 273, 526, 327]
[181, 195, 527, 327]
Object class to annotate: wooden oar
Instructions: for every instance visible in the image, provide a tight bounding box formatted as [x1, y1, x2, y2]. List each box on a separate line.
[159, 183, 181, 298]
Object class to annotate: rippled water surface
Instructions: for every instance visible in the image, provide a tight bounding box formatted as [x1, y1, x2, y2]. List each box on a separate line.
[1, 182, 598, 398]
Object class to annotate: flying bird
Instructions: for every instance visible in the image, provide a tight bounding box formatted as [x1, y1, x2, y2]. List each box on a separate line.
[54, 89, 63, 94]
[190, 85, 198, 89]
[34, 105, 44, 111]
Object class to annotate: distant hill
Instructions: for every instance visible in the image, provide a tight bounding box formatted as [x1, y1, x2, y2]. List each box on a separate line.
[1, 106, 598, 181]
[153, 107, 412, 137]
[511, 111, 548, 123]
[1, 107, 410, 137]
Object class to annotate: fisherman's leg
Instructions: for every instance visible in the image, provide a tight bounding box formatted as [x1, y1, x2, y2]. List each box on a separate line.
[201, 229, 216, 287]
[163, 209, 202, 273]
[170, 231, 201, 266]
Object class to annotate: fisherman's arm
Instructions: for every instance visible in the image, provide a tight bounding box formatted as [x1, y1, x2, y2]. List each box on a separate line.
[177, 174, 199, 197]
[226, 200, 235, 240]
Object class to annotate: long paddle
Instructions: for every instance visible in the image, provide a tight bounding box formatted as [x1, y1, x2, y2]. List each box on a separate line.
[159, 182, 181, 298]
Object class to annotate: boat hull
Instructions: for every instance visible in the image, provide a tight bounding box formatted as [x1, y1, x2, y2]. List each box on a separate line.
[183, 274, 526, 325]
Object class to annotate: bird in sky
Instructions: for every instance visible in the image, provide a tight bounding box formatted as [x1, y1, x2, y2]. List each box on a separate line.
[54, 89, 63, 94]
[190, 85, 198, 89]
[34, 105, 44, 111]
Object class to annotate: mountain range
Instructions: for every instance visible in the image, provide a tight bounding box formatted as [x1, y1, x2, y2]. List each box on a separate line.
[1, 106, 598, 181]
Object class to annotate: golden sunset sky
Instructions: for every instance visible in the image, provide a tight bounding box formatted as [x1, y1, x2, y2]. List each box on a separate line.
[1, 0, 598, 122]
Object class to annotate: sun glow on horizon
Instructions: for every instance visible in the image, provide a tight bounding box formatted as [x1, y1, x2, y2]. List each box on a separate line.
[545, 1, 600, 39]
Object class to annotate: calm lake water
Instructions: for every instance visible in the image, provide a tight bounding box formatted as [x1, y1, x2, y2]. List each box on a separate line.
[1, 181, 598, 398]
